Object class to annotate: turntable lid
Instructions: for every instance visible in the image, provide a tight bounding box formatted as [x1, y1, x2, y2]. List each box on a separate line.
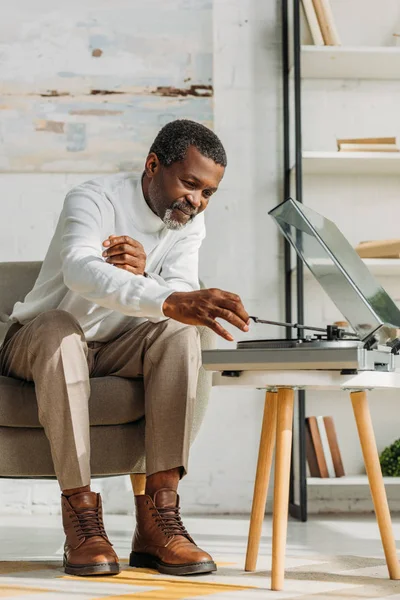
[269, 198, 400, 343]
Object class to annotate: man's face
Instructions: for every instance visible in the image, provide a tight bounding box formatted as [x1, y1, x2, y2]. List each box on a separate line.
[144, 145, 225, 230]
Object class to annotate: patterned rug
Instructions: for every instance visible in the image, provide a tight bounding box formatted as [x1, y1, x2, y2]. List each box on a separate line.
[1, 555, 400, 599]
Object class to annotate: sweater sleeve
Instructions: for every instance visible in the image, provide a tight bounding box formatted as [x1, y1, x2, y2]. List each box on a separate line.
[60, 186, 174, 319]
[147, 216, 206, 292]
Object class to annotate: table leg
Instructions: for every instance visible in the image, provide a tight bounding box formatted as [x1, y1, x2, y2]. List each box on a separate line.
[350, 390, 400, 580]
[271, 387, 295, 591]
[245, 391, 278, 571]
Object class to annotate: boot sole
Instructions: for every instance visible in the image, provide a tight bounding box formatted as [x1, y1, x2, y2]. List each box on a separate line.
[63, 554, 120, 576]
[129, 551, 217, 575]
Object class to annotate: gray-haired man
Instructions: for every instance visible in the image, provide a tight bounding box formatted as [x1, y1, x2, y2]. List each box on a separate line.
[0, 119, 249, 576]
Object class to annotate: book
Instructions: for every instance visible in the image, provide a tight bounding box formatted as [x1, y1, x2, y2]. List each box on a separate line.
[337, 137, 397, 147]
[306, 416, 345, 478]
[356, 239, 400, 259]
[338, 144, 399, 153]
[337, 137, 398, 153]
[301, 0, 325, 46]
[306, 420, 321, 477]
[323, 416, 345, 477]
[317, 416, 336, 477]
[311, 0, 341, 46]
[306, 417, 329, 477]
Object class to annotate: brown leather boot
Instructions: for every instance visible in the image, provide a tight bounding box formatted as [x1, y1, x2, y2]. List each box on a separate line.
[130, 489, 216, 575]
[62, 491, 120, 576]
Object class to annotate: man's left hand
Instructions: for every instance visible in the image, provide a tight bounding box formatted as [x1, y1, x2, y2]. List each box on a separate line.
[102, 235, 147, 276]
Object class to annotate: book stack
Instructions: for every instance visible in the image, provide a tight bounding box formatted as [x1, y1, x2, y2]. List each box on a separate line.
[306, 416, 345, 478]
[337, 137, 399, 153]
[356, 239, 400, 259]
[301, 0, 341, 46]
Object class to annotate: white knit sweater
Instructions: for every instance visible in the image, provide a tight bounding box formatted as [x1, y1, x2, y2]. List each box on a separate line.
[9, 173, 205, 341]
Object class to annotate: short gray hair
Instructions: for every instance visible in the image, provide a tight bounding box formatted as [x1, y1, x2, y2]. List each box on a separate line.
[149, 119, 227, 168]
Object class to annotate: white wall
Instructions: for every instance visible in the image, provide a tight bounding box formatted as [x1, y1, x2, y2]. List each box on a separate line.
[4, 0, 398, 517]
[0, 0, 283, 515]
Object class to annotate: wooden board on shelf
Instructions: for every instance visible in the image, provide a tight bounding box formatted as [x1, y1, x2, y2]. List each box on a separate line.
[337, 137, 397, 147]
[356, 239, 400, 259]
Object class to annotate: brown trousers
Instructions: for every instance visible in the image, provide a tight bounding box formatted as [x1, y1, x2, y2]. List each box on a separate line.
[0, 309, 201, 490]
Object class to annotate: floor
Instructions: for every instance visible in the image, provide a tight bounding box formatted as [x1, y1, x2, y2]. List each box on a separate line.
[1, 513, 400, 599]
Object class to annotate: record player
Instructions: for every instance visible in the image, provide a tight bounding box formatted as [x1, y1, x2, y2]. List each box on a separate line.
[202, 198, 400, 375]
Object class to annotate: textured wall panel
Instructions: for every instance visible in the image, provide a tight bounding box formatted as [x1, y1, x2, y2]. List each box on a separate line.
[0, 95, 212, 172]
[0, 0, 213, 172]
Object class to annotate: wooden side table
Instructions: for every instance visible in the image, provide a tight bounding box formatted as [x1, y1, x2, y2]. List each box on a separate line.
[212, 369, 400, 591]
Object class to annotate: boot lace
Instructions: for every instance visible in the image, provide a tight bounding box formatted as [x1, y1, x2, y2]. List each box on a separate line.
[153, 506, 189, 538]
[72, 507, 107, 541]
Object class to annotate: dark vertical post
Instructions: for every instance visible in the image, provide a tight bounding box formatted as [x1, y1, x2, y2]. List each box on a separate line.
[281, 0, 296, 510]
[293, 0, 307, 522]
[282, 0, 292, 340]
[282, 0, 307, 521]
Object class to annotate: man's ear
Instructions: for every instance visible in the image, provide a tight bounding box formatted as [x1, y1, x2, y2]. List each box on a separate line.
[145, 152, 160, 178]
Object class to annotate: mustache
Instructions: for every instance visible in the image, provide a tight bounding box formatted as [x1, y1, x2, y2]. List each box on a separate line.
[171, 200, 198, 217]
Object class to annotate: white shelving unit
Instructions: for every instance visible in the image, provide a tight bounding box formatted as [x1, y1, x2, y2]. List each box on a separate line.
[308, 476, 400, 486]
[297, 44, 400, 502]
[301, 151, 400, 175]
[301, 45, 400, 80]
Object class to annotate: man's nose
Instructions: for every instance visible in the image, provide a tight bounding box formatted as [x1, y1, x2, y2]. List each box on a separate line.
[186, 192, 202, 209]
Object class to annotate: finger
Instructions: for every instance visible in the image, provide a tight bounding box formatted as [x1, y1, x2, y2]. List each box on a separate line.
[219, 294, 250, 324]
[204, 317, 234, 342]
[103, 243, 145, 257]
[106, 254, 142, 267]
[103, 244, 145, 259]
[102, 236, 114, 247]
[105, 250, 142, 263]
[215, 307, 249, 332]
[103, 235, 143, 250]
[103, 235, 130, 247]
[224, 302, 250, 325]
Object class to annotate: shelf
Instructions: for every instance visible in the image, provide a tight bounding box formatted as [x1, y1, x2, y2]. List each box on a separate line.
[308, 475, 400, 485]
[301, 45, 400, 80]
[301, 151, 400, 175]
[293, 258, 400, 279]
[358, 258, 400, 276]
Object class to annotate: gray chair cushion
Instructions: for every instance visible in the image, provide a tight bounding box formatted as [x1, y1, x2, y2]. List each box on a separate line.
[0, 421, 146, 478]
[0, 375, 144, 428]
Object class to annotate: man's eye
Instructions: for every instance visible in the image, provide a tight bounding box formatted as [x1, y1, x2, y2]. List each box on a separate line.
[184, 180, 195, 189]
[203, 190, 212, 198]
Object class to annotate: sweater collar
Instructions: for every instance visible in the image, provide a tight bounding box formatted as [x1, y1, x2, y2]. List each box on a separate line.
[132, 175, 166, 234]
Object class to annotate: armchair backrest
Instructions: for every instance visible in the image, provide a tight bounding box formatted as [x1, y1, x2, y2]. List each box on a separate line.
[0, 262, 42, 317]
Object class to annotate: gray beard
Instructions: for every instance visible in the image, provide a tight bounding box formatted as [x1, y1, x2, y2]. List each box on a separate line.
[163, 202, 197, 230]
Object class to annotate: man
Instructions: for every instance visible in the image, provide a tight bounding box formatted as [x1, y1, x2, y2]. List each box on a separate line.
[0, 119, 249, 577]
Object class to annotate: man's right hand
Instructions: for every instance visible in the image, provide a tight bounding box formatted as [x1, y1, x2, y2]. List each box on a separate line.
[162, 288, 250, 342]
